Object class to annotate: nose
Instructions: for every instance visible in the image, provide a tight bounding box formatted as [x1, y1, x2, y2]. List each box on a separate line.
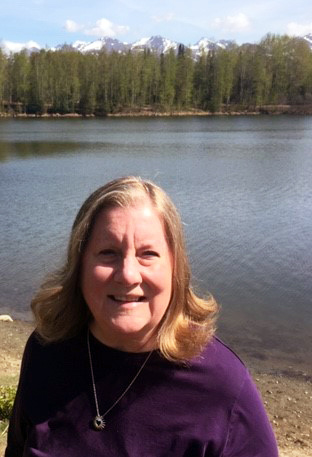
[113, 255, 142, 286]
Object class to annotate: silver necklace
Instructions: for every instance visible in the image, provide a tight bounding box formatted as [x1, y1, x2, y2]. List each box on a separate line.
[87, 329, 153, 431]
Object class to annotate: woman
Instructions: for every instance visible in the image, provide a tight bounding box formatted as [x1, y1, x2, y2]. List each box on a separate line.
[6, 176, 278, 456]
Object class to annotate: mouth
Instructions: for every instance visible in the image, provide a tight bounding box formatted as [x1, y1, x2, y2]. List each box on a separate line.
[108, 295, 146, 303]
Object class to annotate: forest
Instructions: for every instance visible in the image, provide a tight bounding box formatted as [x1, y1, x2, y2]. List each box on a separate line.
[0, 33, 312, 116]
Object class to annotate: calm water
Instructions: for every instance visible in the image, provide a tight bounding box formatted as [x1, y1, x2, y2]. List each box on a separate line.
[1, 116, 312, 376]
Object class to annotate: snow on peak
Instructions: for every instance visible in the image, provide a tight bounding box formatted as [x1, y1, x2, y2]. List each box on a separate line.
[190, 37, 236, 57]
[0, 35, 238, 57]
[132, 37, 150, 47]
[131, 35, 178, 54]
[303, 33, 312, 49]
[72, 40, 88, 51]
[0, 40, 41, 54]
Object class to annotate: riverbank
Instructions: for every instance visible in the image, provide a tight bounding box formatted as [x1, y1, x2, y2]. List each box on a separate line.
[1, 104, 312, 118]
[0, 320, 311, 456]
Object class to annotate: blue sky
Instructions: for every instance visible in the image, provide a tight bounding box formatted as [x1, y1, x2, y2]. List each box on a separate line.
[1, 0, 311, 51]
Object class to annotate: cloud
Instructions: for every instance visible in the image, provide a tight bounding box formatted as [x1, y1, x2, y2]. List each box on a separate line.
[0, 40, 41, 54]
[286, 22, 312, 37]
[65, 20, 83, 33]
[212, 13, 250, 33]
[152, 13, 175, 23]
[65, 18, 129, 38]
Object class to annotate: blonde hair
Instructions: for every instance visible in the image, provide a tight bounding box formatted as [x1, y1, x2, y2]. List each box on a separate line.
[31, 176, 218, 362]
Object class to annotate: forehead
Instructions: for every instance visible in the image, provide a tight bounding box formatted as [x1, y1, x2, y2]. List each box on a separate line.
[90, 202, 167, 244]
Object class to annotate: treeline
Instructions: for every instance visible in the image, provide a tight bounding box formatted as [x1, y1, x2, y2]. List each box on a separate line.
[0, 33, 312, 116]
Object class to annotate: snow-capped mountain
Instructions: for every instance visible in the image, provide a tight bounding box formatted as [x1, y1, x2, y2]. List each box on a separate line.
[68, 35, 232, 57]
[131, 35, 180, 54]
[1, 34, 312, 56]
[303, 33, 312, 49]
[0, 40, 41, 55]
[69, 35, 180, 55]
[190, 38, 236, 58]
[72, 37, 130, 53]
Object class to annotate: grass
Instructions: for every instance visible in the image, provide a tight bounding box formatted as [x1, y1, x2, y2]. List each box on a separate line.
[0, 386, 16, 420]
[0, 385, 17, 455]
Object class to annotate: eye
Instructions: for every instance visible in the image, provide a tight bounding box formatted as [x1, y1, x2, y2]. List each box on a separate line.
[99, 249, 116, 255]
[142, 250, 160, 258]
[98, 249, 118, 261]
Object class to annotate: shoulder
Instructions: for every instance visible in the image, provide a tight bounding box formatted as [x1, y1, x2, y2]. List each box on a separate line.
[20, 330, 87, 384]
[23, 329, 86, 355]
[199, 336, 246, 368]
[194, 338, 278, 456]
[191, 337, 250, 396]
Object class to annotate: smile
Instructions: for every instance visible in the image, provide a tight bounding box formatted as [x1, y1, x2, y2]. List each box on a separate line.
[108, 295, 146, 303]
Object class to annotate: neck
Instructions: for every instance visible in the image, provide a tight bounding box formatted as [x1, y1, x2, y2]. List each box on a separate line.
[89, 321, 158, 353]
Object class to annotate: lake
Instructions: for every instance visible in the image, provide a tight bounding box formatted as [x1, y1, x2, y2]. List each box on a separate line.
[0, 115, 311, 376]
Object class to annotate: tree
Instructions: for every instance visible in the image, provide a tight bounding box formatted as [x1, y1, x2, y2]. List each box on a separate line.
[175, 47, 194, 109]
[27, 50, 48, 114]
[9, 51, 30, 112]
[78, 53, 97, 115]
[96, 50, 110, 115]
[159, 50, 176, 110]
[193, 52, 209, 109]
[0, 49, 7, 112]
[47, 50, 80, 114]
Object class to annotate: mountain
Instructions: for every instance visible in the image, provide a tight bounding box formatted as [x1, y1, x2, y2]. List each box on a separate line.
[131, 35, 180, 54]
[190, 38, 236, 58]
[71, 35, 231, 56]
[68, 35, 181, 55]
[72, 37, 130, 53]
[303, 33, 312, 49]
[66, 35, 234, 57]
[0, 40, 41, 55]
[1, 34, 312, 56]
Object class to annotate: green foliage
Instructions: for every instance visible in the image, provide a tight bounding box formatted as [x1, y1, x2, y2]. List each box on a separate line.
[0, 386, 16, 420]
[0, 34, 311, 115]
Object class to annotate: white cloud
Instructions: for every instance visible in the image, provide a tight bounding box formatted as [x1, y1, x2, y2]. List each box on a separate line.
[286, 22, 312, 37]
[85, 18, 129, 37]
[152, 13, 175, 23]
[65, 20, 83, 33]
[0, 40, 41, 54]
[65, 18, 129, 38]
[212, 13, 250, 33]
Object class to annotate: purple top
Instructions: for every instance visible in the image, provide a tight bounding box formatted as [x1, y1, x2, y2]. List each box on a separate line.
[6, 330, 278, 456]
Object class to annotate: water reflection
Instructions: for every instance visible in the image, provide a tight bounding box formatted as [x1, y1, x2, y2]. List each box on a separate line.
[0, 141, 85, 161]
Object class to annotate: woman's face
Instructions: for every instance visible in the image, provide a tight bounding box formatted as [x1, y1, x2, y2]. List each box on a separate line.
[81, 200, 173, 352]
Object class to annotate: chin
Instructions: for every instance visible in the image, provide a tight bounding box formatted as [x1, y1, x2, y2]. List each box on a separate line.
[111, 322, 148, 335]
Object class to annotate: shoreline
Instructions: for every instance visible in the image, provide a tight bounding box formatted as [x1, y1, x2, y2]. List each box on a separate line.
[1, 105, 312, 118]
[0, 320, 311, 456]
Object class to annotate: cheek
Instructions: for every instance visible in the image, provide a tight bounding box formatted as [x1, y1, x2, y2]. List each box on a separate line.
[150, 264, 172, 295]
[81, 264, 113, 297]
[92, 265, 112, 282]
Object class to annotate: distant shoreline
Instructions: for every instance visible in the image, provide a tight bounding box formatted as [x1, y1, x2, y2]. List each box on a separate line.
[1, 105, 312, 118]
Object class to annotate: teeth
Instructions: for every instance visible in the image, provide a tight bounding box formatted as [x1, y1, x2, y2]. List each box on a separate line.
[112, 295, 142, 302]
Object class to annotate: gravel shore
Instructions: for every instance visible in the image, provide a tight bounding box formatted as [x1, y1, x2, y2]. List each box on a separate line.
[0, 320, 311, 456]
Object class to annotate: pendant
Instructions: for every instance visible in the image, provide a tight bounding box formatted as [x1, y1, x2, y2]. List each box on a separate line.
[93, 415, 106, 430]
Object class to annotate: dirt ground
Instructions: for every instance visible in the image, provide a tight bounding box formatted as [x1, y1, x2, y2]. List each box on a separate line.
[0, 320, 311, 456]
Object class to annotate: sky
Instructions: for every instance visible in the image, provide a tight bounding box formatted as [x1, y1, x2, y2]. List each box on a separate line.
[1, 0, 312, 52]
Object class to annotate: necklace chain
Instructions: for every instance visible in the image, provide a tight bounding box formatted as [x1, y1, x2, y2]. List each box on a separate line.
[87, 329, 153, 431]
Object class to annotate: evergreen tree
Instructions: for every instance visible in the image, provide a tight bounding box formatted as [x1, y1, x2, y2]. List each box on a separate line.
[96, 49, 110, 115]
[175, 47, 194, 109]
[159, 50, 176, 110]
